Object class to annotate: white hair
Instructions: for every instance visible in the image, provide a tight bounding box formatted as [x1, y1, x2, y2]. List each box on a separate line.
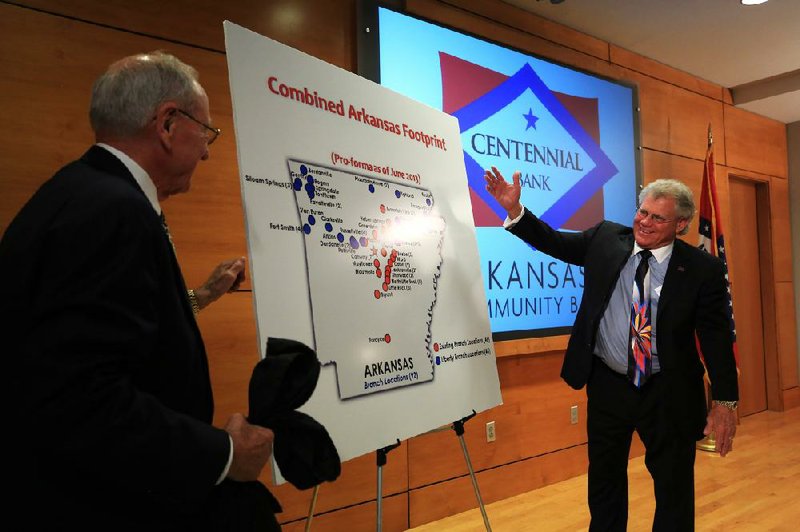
[89, 51, 201, 137]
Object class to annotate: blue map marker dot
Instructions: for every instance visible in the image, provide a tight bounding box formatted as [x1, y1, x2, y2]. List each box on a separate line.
[395, 190, 402, 198]
[308, 215, 316, 225]
[349, 236, 359, 249]
[369, 184, 375, 193]
[300, 164, 308, 175]
[325, 222, 333, 232]
[293, 178, 302, 191]
[337, 233, 344, 243]
[303, 224, 311, 234]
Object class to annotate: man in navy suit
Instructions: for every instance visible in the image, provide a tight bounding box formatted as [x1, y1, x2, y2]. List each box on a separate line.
[1, 52, 273, 530]
[485, 167, 738, 531]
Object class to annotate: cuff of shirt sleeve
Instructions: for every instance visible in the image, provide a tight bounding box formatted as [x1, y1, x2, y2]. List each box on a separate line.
[215, 435, 234, 485]
[503, 205, 526, 229]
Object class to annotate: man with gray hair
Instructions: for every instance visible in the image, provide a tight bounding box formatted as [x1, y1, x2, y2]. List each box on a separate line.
[485, 167, 738, 531]
[1, 52, 274, 529]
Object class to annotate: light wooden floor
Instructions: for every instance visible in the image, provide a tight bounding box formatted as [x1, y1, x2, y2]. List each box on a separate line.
[410, 407, 800, 531]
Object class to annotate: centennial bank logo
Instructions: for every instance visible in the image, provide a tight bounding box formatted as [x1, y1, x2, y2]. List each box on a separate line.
[439, 53, 618, 231]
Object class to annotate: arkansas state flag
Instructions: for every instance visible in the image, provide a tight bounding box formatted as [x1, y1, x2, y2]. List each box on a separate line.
[696, 128, 740, 371]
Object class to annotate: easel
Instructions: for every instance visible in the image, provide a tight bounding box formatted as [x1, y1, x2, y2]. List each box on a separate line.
[450, 410, 492, 531]
[303, 410, 493, 531]
[373, 411, 492, 531]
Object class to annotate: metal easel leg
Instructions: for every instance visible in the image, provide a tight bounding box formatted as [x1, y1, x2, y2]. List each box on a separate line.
[376, 439, 401, 532]
[304, 484, 320, 532]
[453, 411, 492, 532]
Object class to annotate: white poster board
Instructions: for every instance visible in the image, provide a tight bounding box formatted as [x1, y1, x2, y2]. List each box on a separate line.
[224, 21, 502, 466]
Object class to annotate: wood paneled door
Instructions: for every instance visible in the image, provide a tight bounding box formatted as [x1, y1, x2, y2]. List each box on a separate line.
[728, 176, 768, 416]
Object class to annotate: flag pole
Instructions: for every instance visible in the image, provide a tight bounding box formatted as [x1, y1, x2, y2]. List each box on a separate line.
[697, 123, 718, 453]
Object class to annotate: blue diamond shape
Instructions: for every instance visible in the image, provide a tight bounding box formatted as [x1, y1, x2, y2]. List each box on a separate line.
[454, 63, 618, 229]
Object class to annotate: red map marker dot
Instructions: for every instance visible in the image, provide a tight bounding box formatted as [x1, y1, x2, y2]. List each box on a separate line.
[373, 290, 380, 299]
[384, 334, 391, 343]
[433, 343, 439, 352]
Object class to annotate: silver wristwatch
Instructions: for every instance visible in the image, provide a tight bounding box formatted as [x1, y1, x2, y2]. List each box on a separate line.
[713, 400, 738, 411]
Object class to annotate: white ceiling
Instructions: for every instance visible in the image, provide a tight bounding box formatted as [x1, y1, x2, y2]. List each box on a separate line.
[504, 0, 800, 124]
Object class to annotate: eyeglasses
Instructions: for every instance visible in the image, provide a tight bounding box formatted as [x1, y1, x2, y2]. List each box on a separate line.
[634, 208, 674, 224]
[176, 109, 221, 145]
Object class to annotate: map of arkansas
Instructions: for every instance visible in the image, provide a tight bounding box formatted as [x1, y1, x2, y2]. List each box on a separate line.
[290, 160, 445, 399]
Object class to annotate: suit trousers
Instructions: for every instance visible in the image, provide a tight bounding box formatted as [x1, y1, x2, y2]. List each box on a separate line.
[586, 358, 696, 532]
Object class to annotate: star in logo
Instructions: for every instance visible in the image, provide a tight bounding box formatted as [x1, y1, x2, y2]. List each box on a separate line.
[523, 107, 539, 130]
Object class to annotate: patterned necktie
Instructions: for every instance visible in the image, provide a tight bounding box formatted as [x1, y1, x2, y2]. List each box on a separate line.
[628, 249, 653, 387]
[159, 212, 198, 316]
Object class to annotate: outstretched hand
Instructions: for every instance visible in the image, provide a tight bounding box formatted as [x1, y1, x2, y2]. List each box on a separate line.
[484, 166, 523, 219]
[194, 257, 246, 311]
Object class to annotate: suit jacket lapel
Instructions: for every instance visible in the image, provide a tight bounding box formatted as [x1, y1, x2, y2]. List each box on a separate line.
[659, 239, 691, 316]
[603, 232, 634, 294]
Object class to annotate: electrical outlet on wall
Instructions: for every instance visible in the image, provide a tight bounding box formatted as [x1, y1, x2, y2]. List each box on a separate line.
[570, 405, 579, 424]
[486, 421, 496, 442]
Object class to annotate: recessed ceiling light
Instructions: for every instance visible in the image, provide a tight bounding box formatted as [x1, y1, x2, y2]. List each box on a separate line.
[741, 0, 768, 5]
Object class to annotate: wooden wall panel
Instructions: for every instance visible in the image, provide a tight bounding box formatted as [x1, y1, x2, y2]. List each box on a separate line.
[724, 104, 788, 178]
[776, 282, 799, 390]
[0, 4, 251, 287]
[0, 3, 100, 233]
[439, 0, 610, 60]
[784, 387, 800, 411]
[610, 45, 724, 101]
[633, 73, 726, 162]
[406, 0, 613, 79]
[769, 178, 795, 282]
[270, 446, 409, 523]
[16, 0, 357, 69]
[494, 335, 568, 357]
[408, 353, 586, 488]
[409, 443, 587, 527]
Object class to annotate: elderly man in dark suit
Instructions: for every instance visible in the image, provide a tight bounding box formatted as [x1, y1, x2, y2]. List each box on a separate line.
[485, 167, 738, 531]
[1, 52, 273, 530]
